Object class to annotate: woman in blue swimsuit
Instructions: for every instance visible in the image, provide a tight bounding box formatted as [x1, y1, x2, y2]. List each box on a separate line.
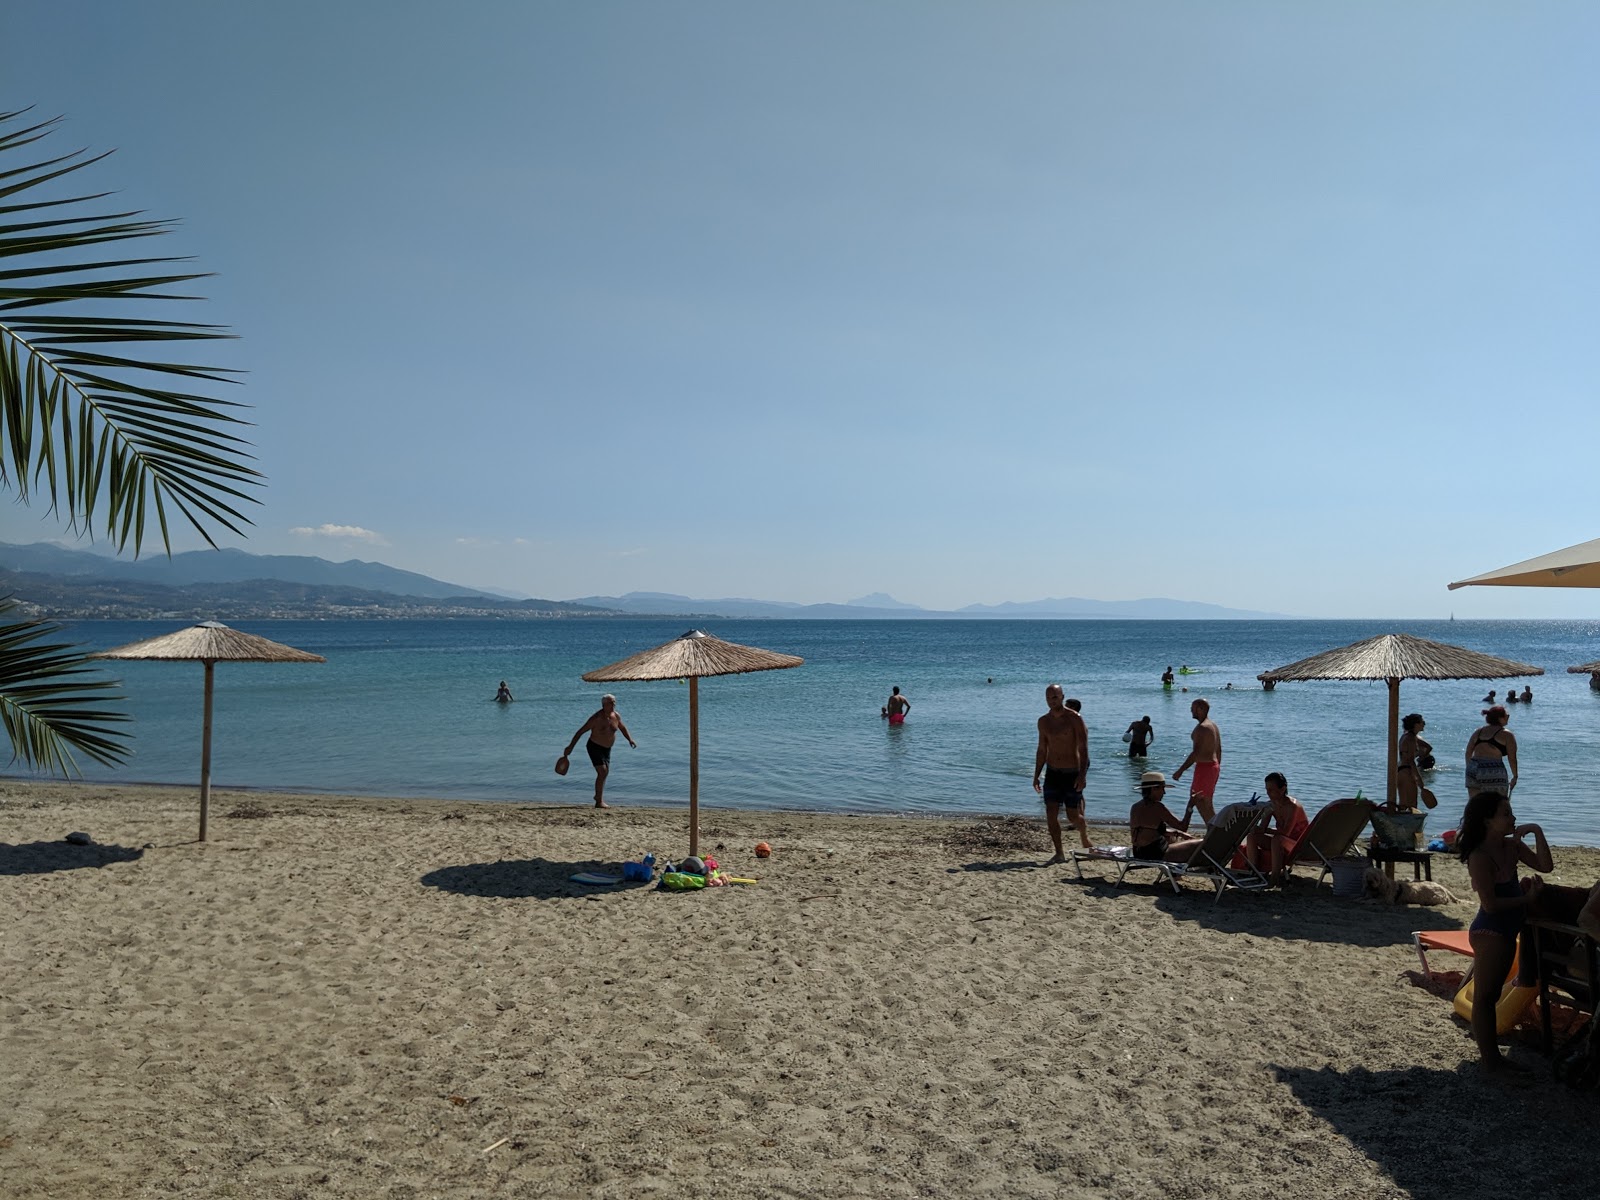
[1457, 790, 1552, 1076]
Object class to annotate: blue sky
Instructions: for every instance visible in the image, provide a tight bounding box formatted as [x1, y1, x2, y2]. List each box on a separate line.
[4, 2, 1598, 617]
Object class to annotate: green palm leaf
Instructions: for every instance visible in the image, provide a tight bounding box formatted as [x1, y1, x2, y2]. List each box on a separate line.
[0, 597, 129, 772]
[0, 107, 257, 775]
[0, 107, 262, 557]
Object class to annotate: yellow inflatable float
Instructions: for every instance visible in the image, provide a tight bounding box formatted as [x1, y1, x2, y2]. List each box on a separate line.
[1453, 973, 1538, 1034]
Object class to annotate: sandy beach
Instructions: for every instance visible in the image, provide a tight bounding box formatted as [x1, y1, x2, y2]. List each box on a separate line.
[3, 782, 1598, 1199]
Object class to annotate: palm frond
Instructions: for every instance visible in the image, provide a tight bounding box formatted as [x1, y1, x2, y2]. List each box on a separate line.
[0, 107, 261, 554]
[0, 598, 130, 773]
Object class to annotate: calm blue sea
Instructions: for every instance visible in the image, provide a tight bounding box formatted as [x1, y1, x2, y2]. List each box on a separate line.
[23, 618, 1600, 847]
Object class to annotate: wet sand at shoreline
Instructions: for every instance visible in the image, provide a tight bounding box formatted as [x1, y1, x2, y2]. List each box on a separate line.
[3, 781, 1597, 1198]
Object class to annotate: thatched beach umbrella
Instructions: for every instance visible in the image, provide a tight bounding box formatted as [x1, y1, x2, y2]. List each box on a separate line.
[1448, 536, 1600, 591]
[91, 621, 326, 841]
[1259, 633, 1542, 806]
[582, 629, 803, 856]
[1567, 660, 1600, 692]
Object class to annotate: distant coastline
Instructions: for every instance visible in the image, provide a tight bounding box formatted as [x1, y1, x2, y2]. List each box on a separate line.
[4, 540, 1289, 621]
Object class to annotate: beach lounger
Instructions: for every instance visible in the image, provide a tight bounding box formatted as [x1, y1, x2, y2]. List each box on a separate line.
[1286, 797, 1375, 885]
[1413, 928, 1475, 981]
[1070, 845, 1184, 893]
[1074, 802, 1271, 903]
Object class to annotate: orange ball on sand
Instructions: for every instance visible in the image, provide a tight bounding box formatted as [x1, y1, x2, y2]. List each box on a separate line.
[754, 842, 772, 858]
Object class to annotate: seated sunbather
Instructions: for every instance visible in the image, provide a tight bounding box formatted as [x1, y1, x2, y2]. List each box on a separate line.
[1244, 771, 1309, 885]
[1129, 771, 1203, 863]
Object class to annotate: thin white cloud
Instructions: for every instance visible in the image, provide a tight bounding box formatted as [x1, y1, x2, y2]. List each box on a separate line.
[290, 523, 389, 546]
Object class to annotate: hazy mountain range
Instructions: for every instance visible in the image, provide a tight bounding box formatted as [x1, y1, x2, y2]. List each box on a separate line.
[0, 542, 1291, 620]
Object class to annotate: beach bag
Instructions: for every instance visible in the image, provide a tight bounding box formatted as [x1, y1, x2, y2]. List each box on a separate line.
[660, 871, 706, 891]
[1371, 809, 1426, 851]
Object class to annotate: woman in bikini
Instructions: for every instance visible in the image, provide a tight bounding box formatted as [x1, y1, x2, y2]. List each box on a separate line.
[1464, 705, 1517, 799]
[1128, 772, 1203, 863]
[1396, 713, 1435, 810]
[1457, 791, 1551, 1076]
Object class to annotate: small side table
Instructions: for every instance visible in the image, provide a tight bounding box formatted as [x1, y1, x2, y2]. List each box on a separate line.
[1368, 846, 1433, 881]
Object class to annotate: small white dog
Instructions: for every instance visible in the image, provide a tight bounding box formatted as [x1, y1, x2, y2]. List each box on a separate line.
[1364, 866, 1459, 907]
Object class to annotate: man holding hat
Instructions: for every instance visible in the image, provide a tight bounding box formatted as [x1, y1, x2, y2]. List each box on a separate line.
[1128, 771, 1202, 862]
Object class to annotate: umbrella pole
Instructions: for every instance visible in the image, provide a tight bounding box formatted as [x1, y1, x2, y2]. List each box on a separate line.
[1386, 676, 1399, 808]
[688, 676, 699, 857]
[199, 659, 215, 842]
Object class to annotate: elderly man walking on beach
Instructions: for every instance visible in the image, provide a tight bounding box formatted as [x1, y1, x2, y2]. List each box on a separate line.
[1033, 683, 1091, 863]
[1172, 697, 1221, 826]
[564, 694, 636, 809]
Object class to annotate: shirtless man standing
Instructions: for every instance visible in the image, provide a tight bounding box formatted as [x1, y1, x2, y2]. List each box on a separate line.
[1172, 697, 1221, 826]
[564, 694, 636, 809]
[1033, 683, 1091, 863]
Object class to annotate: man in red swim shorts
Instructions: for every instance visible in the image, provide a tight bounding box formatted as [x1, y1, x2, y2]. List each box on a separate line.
[1172, 697, 1221, 825]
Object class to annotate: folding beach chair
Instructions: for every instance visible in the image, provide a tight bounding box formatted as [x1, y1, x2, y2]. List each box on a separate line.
[1286, 798, 1375, 885]
[1079, 802, 1271, 903]
[1068, 844, 1184, 896]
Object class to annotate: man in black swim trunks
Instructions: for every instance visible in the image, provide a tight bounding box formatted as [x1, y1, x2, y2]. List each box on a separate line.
[1034, 684, 1091, 863]
[1125, 715, 1154, 759]
[563, 694, 636, 809]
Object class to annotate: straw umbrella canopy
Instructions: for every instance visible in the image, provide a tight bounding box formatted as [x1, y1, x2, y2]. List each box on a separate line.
[1259, 633, 1542, 806]
[1448, 536, 1600, 591]
[91, 621, 326, 841]
[581, 629, 803, 855]
[1567, 660, 1600, 695]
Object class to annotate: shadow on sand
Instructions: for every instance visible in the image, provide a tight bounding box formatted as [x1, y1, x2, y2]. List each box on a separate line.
[420, 857, 656, 900]
[0, 840, 145, 876]
[1273, 1062, 1598, 1200]
[950, 859, 1053, 873]
[1061, 866, 1455, 949]
[1147, 886, 1441, 948]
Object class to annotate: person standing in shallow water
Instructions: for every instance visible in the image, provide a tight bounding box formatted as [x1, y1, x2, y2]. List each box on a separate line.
[1125, 715, 1154, 759]
[1396, 713, 1434, 811]
[1465, 705, 1517, 800]
[1033, 684, 1090, 863]
[882, 686, 910, 725]
[564, 694, 636, 809]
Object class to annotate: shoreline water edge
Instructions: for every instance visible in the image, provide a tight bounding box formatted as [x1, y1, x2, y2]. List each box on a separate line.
[31, 617, 1600, 848]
